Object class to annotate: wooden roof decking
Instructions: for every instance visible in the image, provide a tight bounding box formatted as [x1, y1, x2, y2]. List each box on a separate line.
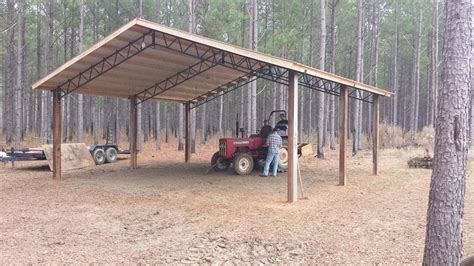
[32, 18, 392, 103]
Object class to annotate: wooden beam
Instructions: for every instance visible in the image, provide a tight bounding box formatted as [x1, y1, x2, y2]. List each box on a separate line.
[185, 102, 191, 163]
[52, 89, 62, 179]
[339, 85, 348, 185]
[373, 94, 380, 175]
[287, 70, 298, 203]
[130, 96, 138, 169]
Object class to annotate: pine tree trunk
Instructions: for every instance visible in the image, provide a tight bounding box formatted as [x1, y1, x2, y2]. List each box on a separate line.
[165, 103, 169, 143]
[115, 99, 121, 145]
[156, 102, 161, 149]
[15, 1, 24, 150]
[411, 10, 422, 133]
[200, 104, 206, 144]
[154, 0, 161, 149]
[43, 0, 54, 144]
[35, 1, 42, 137]
[329, 0, 338, 150]
[77, 0, 85, 143]
[317, 0, 326, 159]
[353, 0, 363, 155]
[428, 0, 439, 127]
[189, 0, 197, 153]
[392, 3, 399, 126]
[5, 0, 15, 144]
[93, 99, 99, 144]
[471, 10, 474, 145]
[219, 92, 224, 137]
[423, 1, 472, 263]
[178, 104, 184, 149]
[249, 0, 258, 134]
[307, 0, 315, 141]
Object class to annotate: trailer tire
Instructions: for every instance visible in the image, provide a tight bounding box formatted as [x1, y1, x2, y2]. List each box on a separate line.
[233, 153, 254, 175]
[105, 147, 118, 163]
[93, 148, 106, 165]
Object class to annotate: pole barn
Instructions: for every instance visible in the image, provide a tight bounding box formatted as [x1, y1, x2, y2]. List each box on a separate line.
[32, 18, 392, 203]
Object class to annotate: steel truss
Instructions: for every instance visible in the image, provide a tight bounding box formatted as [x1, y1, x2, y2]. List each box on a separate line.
[57, 30, 155, 97]
[190, 74, 257, 110]
[140, 30, 374, 104]
[135, 51, 226, 104]
[55, 27, 374, 104]
[190, 69, 373, 109]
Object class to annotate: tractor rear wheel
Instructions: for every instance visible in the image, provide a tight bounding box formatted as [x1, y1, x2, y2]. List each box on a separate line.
[233, 153, 254, 175]
[278, 147, 289, 172]
[211, 152, 230, 171]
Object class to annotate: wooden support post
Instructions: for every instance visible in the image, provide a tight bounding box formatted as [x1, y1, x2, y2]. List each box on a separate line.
[339, 85, 348, 185]
[185, 102, 191, 163]
[373, 94, 380, 175]
[287, 71, 298, 203]
[52, 89, 62, 179]
[130, 96, 138, 169]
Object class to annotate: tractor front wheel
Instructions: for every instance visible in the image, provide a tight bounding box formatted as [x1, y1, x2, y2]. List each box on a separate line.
[233, 153, 254, 175]
[211, 152, 230, 171]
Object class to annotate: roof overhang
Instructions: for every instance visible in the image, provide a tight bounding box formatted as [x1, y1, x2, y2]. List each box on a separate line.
[32, 18, 392, 105]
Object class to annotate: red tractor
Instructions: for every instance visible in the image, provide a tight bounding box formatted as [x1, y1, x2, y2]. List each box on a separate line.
[211, 110, 291, 175]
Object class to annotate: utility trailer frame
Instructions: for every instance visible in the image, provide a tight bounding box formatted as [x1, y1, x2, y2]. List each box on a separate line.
[0, 148, 47, 168]
[0, 144, 130, 168]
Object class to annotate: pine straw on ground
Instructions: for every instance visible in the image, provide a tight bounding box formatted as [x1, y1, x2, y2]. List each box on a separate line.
[0, 139, 473, 264]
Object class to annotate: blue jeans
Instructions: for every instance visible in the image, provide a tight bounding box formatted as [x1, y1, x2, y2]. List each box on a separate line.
[263, 153, 279, 176]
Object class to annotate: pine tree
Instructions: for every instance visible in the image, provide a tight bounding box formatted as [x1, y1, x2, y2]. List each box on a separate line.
[423, 0, 472, 263]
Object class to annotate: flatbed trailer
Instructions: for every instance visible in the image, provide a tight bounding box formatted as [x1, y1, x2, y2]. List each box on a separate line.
[0, 144, 130, 168]
[0, 148, 47, 168]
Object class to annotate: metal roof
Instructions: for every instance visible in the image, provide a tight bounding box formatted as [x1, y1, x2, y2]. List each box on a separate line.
[32, 18, 392, 104]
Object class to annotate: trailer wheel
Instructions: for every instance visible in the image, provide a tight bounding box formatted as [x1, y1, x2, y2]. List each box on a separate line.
[233, 153, 254, 175]
[93, 148, 106, 165]
[105, 147, 118, 163]
[211, 152, 230, 171]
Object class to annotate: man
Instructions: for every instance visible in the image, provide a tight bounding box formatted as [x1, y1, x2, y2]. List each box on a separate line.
[260, 127, 283, 177]
[275, 113, 288, 133]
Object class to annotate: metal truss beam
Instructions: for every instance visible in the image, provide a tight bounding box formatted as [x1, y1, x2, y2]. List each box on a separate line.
[299, 73, 373, 103]
[151, 30, 270, 76]
[190, 69, 373, 110]
[57, 30, 155, 97]
[59, 26, 374, 105]
[190, 74, 256, 110]
[149, 30, 374, 104]
[135, 51, 226, 104]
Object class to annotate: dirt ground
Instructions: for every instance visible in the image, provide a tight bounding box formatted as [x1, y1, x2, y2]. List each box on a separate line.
[1, 139, 473, 264]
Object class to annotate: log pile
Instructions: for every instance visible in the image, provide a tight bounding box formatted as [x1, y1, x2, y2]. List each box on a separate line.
[407, 149, 433, 169]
